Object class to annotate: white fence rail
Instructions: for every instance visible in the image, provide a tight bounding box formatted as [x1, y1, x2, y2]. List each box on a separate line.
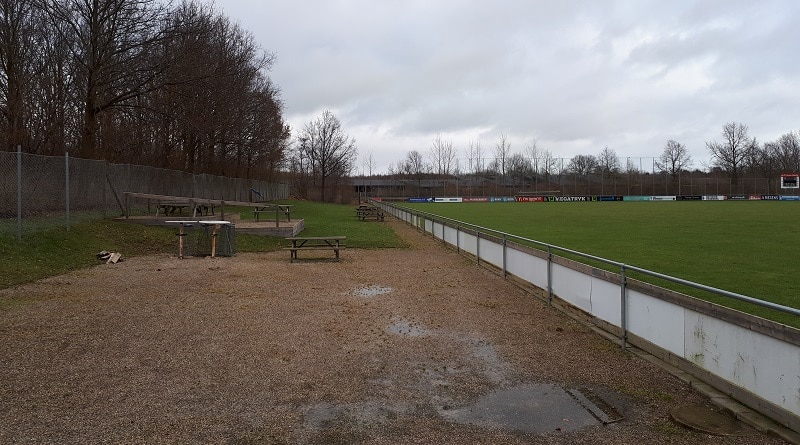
[378, 201, 800, 433]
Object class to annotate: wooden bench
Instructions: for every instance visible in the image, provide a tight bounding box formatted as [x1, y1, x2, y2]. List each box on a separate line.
[355, 204, 384, 221]
[157, 200, 216, 218]
[284, 236, 346, 262]
[157, 201, 190, 217]
[193, 204, 216, 217]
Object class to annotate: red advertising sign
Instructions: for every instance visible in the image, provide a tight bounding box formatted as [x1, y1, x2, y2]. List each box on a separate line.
[515, 196, 545, 202]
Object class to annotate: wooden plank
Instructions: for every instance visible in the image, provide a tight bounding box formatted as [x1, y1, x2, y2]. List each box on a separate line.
[284, 235, 346, 262]
[123, 192, 282, 209]
[283, 246, 346, 251]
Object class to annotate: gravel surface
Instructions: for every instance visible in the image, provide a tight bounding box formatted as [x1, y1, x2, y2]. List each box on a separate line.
[0, 219, 789, 444]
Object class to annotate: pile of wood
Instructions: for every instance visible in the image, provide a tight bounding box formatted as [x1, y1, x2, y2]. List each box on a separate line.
[96, 251, 123, 264]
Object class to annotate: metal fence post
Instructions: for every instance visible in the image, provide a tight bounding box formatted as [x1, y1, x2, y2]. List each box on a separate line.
[65, 151, 70, 232]
[620, 264, 628, 350]
[476, 230, 481, 265]
[17, 145, 22, 241]
[502, 233, 507, 277]
[547, 246, 553, 305]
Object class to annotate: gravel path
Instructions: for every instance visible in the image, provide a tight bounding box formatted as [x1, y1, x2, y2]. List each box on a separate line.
[0, 219, 789, 444]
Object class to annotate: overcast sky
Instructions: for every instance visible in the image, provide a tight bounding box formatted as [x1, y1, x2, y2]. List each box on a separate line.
[215, 0, 800, 174]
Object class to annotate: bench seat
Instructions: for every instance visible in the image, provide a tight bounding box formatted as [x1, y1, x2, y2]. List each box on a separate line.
[356, 206, 384, 221]
[283, 246, 346, 251]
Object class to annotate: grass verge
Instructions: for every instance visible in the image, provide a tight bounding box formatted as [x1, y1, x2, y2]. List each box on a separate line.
[0, 200, 408, 290]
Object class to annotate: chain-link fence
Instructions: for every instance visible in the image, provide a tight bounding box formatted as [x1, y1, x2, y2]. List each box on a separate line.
[0, 150, 289, 239]
[365, 156, 793, 199]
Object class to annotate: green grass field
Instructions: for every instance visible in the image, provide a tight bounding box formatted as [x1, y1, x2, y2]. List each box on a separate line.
[3, 199, 798, 327]
[403, 201, 800, 326]
[0, 200, 408, 290]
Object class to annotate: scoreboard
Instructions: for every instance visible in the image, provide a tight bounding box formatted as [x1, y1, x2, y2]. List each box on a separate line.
[781, 173, 799, 189]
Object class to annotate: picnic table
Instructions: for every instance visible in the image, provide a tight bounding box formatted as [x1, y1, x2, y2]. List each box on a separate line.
[157, 201, 189, 217]
[156, 200, 216, 218]
[254, 204, 294, 227]
[284, 236, 346, 262]
[355, 204, 384, 221]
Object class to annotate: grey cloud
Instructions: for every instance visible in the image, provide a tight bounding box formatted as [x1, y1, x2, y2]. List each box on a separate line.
[221, 0, 800, 171]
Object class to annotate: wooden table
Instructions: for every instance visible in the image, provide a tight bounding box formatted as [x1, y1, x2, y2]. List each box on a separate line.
[356, 204, 384, 221]
[157, 201, 190, 217]
[284, 236, 346, 262]
[157, 201, 216, 218]
[254, 204, 294, 227]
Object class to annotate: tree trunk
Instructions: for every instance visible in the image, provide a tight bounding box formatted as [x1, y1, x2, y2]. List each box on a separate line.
[79, 96, 97, 158]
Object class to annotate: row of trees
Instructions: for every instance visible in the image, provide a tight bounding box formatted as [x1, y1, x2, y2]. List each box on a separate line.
[389, 123, 800, 194]
[1, 0, 290, 179]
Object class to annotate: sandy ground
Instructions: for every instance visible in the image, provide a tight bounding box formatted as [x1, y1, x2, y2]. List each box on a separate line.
[0, 219, 790, 444]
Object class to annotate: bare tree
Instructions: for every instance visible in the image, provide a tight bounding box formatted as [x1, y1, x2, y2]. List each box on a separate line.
[400, 149, 429, 196]
[0, 0, 40, 151]
[525, 139, 541, 174]
[236, 76, 290, 180]
[297, 110, 357, 202]
[567, 154, 598, 176]
[153, 3, 287, 177]
[402, 150, 427, 174]
[506, 152, 531, 184]
[624, 157, 641, 194]
[362, 149, 376, 176]
[753, 140, 779, 193]
[493, 133, 511, 177]
[772, 131, 800, 173]
[39, 0, 175, 159]
[596, 146, 620, 174]
[429, 134, 455, 175]
[706, 122, 755, 190]
[655, 140, 692, 181]
[541, 150, 559, 184]
[467, 139, 483, 174]
[595, 146, 620, 194]
[1, 0, 290, 180]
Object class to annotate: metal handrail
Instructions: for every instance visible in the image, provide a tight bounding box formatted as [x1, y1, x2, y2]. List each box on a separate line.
[384, 201, 800, 318]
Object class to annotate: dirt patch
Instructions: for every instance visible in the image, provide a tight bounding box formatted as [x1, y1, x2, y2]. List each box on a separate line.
[0, 220, 786, 444]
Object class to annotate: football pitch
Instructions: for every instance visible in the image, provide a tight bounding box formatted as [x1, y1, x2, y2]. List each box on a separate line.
[403, 201, 800, 327]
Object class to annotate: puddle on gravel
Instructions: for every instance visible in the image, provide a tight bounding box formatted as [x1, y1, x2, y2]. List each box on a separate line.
[386, 319, 429, 337]
[440, 383, 621, 434]
[467, 338, 507, 384]
[352, 285, 393, 297]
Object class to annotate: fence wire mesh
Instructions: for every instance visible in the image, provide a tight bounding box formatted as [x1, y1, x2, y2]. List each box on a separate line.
[178, 223, 236, 258]
[1, 150, 288, 239]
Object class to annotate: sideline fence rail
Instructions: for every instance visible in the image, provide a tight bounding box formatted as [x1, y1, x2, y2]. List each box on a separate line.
[374, 199, 800, 435]
[0, 148, 288, 239]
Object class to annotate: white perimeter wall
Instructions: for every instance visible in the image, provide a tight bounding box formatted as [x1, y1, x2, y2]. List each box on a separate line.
[381, 203, 800, 428]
